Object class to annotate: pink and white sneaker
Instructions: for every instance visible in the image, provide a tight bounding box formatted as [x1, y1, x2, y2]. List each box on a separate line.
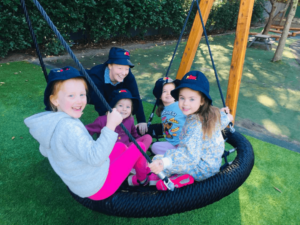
[128, 173, 160, 186]
[156, 174, 194, 191]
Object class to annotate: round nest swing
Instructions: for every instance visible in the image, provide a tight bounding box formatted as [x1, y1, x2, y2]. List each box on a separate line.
[24, 0, 255, 218]
[68, 128, 254, 218]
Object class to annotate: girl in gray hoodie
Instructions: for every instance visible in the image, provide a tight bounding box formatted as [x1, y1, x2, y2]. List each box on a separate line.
[24, 66, 150, 200]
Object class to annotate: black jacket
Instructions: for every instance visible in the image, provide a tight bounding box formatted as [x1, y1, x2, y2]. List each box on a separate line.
[87, 64, 146, 123]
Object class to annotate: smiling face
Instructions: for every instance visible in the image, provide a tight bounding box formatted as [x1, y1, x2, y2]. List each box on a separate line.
[115, 98, 132, 119]
[108, 64, 130, 84]
[50, 79, 87, 119]
[178, 88, 204, 116]
[161, 83, 176, 106]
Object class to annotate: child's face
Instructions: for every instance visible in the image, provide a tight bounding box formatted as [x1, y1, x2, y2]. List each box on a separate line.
[108, 64, 130, 84]
[161, 83, 175, 106]
[115, 99, 132, 119]
[178, 88, 203, 116]
[51, 79, 87, 118]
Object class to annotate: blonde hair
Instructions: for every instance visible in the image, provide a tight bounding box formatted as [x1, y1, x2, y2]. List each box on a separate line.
[194, 92, 221, 139]
[49, 77, 88, 111]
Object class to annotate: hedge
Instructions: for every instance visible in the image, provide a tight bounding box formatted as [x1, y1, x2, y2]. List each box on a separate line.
[0, 0, 264, 58]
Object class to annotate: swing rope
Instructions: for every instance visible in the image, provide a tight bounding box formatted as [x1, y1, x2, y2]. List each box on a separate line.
[20, 0, 48, 82]
[195, 0, 234, 132]
[147, 0, 195, 127]
[195, 0, 225, 106]
[29, 0, 174, 190]
[148, 0, 234, 132]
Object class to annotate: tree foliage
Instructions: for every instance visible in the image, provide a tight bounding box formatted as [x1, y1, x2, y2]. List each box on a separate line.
[0, 0, 264, 58]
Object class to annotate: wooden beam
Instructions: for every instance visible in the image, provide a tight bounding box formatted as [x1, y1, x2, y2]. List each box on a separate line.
[225, 0, 255, 124]
[271, 25, 300, 31]
[292, 31, 300, 36]
[176, 0, 214, 79]
[269, 29, 292, 36]
[249, 32, 281, 41]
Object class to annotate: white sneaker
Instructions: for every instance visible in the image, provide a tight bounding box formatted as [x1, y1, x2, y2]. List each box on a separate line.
[130, 168, 136, 174]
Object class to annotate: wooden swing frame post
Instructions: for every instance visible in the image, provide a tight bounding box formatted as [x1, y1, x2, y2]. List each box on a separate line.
[176, 0, 214, 79]
[225, 0, 255, 124]
[176, 0, 255, 125]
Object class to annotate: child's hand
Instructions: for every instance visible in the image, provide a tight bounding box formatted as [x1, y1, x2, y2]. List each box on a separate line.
[149, 160, 164, 174]
[221, 107, 233, 122]
[106, 108, 123, 131]
[136, 123, 148, 135]
[221, 106, 230, 114]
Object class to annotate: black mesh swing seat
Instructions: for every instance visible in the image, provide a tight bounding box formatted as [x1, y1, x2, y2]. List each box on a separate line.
[68, 128, 254, 218]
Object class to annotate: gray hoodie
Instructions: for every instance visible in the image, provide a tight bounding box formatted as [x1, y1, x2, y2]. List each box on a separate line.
[24, 111, 118, 198]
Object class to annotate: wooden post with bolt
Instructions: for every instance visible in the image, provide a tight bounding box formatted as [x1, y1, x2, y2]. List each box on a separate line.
[225, 0, 255, 124]
[176, 0, 214, 80]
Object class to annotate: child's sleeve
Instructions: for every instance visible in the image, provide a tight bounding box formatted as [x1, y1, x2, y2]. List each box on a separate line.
[60, 119, 118, 167]
[85, 116, 105, 136]
[163, 120, 204, 171]
[130, 118, 141, 139]
[220, 111, 230, 130]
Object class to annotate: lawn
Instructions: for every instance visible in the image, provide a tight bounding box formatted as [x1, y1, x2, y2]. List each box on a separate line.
[41, 27, 300, 144]
[0, 61, 299, 224]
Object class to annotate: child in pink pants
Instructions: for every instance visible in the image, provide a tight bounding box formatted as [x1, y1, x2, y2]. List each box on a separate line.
[86, 89, 154, 190]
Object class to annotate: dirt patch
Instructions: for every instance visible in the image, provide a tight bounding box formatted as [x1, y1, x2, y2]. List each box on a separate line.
[0, 24, 265, 64]
[0, 34, 182, 64]
[0, 50, 38, 64]
[235, 118, 300, 147]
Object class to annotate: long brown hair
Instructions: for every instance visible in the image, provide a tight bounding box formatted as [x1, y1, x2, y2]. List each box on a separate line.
[195, 92, 221, 139]
[155, 82, 176, 117]
[155, 99, 165, 117]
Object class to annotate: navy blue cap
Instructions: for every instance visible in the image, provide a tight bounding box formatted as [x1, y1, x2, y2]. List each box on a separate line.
[109, 89, 139, 114]
[152, 77, 180, 100]
[44, 66, 84, 111]
[105, 47, 134, 68]
[171, 71, 212, 105]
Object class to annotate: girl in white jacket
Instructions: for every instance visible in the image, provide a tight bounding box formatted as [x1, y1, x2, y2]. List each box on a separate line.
[25, 66, 151, 200]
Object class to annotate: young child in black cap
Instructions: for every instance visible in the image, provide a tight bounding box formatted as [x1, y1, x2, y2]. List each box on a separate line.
[87, 47, 148, 135]
[149, 71, 233, 190]
[24, 67, 155, 200]
[151, 77, 186, 155]
[85, 89, 156, 186]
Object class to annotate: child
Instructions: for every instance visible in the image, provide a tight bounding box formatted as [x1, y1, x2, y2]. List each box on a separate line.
[151, 77, 186, 155]
[85, 89, 153, 183]
[86, 89, 151, 148]
[87, 47, 148, 135]
[149, 71, 233, 190]
[24, 66, 154, 201]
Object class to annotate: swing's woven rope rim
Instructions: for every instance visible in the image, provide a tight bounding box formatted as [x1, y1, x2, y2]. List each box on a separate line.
[69, 128, 254, 218]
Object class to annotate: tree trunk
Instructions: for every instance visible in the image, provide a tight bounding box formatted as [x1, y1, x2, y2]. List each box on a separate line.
[279, 8, 288, 26]
[272, 0, 298, 62]
[263, 3, 277, 35]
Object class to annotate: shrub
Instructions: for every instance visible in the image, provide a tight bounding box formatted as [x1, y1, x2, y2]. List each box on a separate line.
[0, 0, 264, 58]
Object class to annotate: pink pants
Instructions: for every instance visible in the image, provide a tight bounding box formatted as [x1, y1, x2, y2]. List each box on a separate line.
[151, 141, 178, 155]
[89, 135, 152, 200]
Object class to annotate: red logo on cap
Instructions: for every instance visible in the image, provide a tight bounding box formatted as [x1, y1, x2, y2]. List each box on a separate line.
[186, 75, 197, 80]
[57, 67, 70, 72]
[124, 52, 130, 56]
[163, 77, 169, 80]
[119, 90, 127, 93]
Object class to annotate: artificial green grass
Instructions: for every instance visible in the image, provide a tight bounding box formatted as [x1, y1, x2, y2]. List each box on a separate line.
[0, 61, 299, 224]
[42, 28, 300, 143]
[129, 31, 300, 143]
